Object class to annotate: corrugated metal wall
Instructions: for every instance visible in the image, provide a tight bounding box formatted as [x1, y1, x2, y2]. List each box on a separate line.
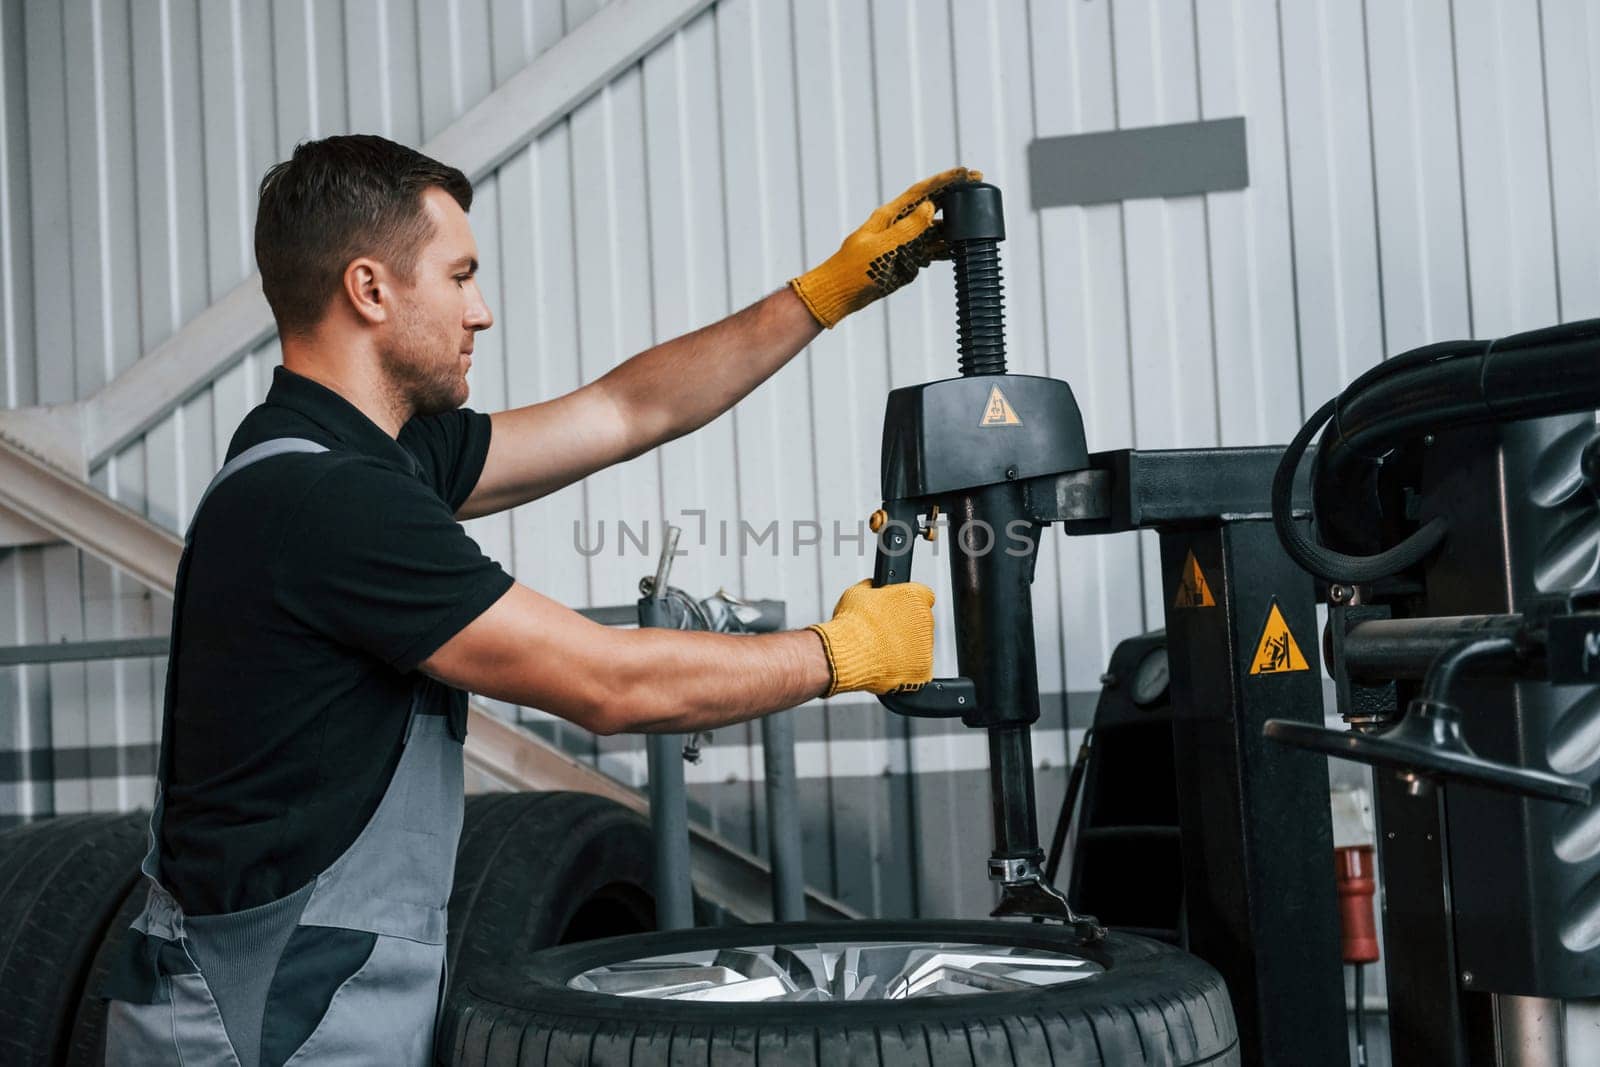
[0, 0, 614, 822]
[4, 0, 1600, 919]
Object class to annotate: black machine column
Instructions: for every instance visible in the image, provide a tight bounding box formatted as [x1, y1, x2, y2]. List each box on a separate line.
[1362, 416, 1600, 1064]
[861, 169, 1600, 1063]
[1060, 446, 1351, 1066]
[946, 481, 1050, 865]
[1253, 320, 1600, 1065]
[1157, 519, 1346, 1066]
[867, 179, 1349, 1064]
[868, 180, 1100, 928]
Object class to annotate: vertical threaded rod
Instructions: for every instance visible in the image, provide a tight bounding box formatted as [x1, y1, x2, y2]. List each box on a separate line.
[953, 240, 1006, 375]
[939, 182, 1008, 378]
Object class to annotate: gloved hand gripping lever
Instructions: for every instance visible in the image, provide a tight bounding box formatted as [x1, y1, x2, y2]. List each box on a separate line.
[871, 500, 975, 718]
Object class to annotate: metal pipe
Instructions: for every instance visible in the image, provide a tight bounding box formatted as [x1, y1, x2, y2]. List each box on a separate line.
[0, 636, 171, 665]
[645, 731, 695, 930]
[639, 524, 694, 930]
[649, 525, 681, 596]
[988, 724, 1041, 859]
[760, 713, 805, 922]
[0, 604, 679, 666]
[744, 596, 805, 922]
[576, 604, 653, 627]
[1338, 615, 1536, 683]
[1422, 636, 1520, 705]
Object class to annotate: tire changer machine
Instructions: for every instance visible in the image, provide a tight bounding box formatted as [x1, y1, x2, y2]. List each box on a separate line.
[878, 181, 1600, 1065]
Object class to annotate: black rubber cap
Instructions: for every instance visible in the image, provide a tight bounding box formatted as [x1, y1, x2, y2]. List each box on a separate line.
[939, 182, 1005, 242]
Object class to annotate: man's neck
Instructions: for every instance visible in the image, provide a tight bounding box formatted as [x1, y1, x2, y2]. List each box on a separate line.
[280, 338, 410, 438]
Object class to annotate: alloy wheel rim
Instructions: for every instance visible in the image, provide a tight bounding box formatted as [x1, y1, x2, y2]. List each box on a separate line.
[568, 939, 1104, 1002]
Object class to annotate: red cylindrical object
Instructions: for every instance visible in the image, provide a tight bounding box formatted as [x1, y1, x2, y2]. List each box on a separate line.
[1335, 844, 1380, 963]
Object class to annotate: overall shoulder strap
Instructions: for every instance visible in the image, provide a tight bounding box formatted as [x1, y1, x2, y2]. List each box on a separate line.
[156, 438, 333, 787]
[186, 437, 330, 542]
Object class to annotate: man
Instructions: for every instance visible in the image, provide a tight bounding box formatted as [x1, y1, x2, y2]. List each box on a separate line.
[103, 135, 972, 1066]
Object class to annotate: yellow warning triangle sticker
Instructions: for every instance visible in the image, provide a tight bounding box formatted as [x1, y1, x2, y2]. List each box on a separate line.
[1248, 600, 1310, 675]
[979, 385, 1022, 427]
[1172, 550, 1216, 609]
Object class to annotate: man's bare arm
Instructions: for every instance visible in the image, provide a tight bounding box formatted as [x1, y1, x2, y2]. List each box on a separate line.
[456, 289, 818, 520]
[419, 582, 831, 734]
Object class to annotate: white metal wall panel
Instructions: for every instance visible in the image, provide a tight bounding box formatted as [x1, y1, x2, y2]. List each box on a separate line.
[1542, 1, 1600, 323]
[873, 0, 978, 919]
[792, 0, 908, 917]
[2, 0, 597, 413]
[0, 0, 613, 827]
[1032, 0, 1143, 703]
[1458, 0, 1561, 338]
[1364, 0, 1471, 353]
[1281, 0, 1386, 409]
[638, 17, 761, 850]
[710, 0, 839, 871]
[22, 0, 73, 405]
[0, 548, 51, 820]
[8, 0, 1600, 912]
[1197, 0, 1302, 448]
[0, 0, 31, 410]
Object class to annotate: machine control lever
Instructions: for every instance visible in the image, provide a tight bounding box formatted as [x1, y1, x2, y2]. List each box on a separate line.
[1267, 635, 1592, 805]
[881, 679, 974, 719]
[869, 500, 976, 719]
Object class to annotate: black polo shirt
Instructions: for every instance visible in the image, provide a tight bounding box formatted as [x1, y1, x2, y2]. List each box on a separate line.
[159, 366, 515, 916]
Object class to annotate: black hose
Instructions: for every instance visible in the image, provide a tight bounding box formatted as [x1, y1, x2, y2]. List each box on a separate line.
[1271, 340, 1483, 582]
[1318, 333, 1600, 497]
[1353, 963, 1367, 1067]
[1272, 393, 1452, 583]
[1283, 320, 1600, 584]
[1044, 728, 1094, 885]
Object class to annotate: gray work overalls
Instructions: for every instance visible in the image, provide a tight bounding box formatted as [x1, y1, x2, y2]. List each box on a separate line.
[101, 438, 465, 1067]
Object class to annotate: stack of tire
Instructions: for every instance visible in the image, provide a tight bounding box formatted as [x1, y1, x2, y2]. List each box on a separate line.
[0, 812, 149, 1066]
[0, 792, 655, 1066]
[0, 793, 1238, 1066]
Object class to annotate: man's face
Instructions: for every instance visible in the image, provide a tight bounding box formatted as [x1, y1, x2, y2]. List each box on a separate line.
[379, 187, 493, 416]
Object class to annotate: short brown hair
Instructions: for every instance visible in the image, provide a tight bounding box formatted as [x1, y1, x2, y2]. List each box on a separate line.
[254, 135, 473, 335]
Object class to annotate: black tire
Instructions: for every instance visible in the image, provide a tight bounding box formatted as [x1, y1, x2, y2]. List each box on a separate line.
[444, 920, 1239, 1066]
[448, 792, 657, 983]
[66, 877, 147, 1067]
[0, 813, 149, 1066]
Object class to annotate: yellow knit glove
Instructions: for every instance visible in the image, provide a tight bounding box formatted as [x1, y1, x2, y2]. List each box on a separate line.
[807, 580, 935, 697]
[789, 167, 983, 328]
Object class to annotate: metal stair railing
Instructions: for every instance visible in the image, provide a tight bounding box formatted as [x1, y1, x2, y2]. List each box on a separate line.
[0, 447, 854, 923]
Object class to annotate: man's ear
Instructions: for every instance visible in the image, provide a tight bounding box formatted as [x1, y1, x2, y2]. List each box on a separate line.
[342, 258, 388, 325]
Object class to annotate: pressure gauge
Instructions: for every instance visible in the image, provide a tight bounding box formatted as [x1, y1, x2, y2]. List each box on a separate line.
[1132, 646, 1170, 707]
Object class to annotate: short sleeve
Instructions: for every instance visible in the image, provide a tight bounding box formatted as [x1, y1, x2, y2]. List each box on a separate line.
[397, 407, 493, 511]
[271, 459, 515, 672]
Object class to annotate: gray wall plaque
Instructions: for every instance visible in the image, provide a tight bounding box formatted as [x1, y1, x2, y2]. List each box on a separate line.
[1028, 116, 1249, 208]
